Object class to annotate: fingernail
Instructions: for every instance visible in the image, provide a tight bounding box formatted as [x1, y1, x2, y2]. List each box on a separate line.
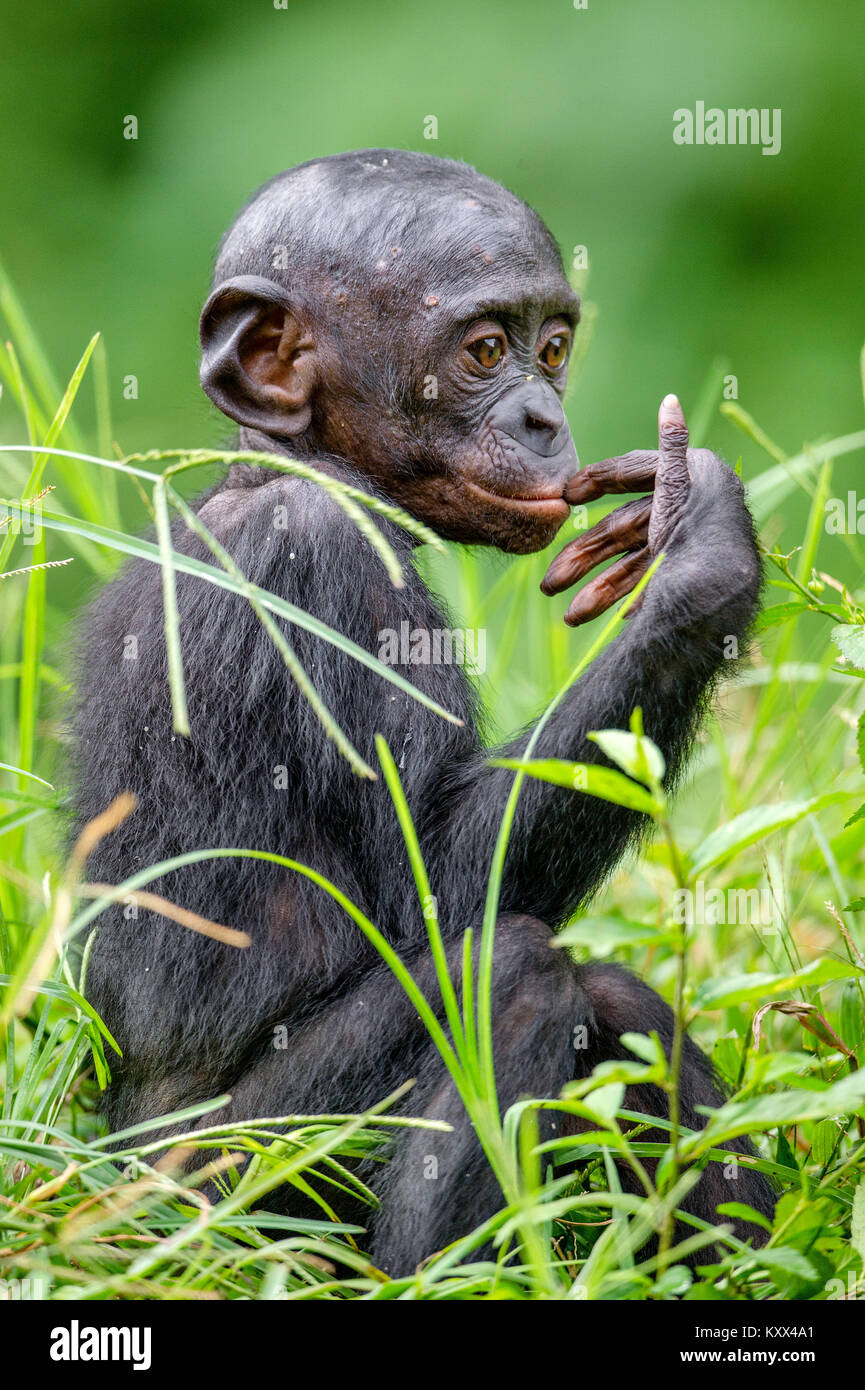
[659, 394, 687, 436]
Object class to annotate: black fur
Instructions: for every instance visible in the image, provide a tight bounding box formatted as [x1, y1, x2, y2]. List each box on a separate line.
[74, 152, 775, 1272]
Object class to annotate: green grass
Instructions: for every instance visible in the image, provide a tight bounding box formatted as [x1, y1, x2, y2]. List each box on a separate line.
[1, 276, 865, 1301]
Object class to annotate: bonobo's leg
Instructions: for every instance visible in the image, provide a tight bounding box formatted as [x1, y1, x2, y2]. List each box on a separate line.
[160, 919, 771, 1272]
[368, 916, 581, 1271]
[178, 915, 581, 1267]
[368, 941, 774, 1272]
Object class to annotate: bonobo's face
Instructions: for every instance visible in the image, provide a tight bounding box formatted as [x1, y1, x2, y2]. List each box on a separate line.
[199, 151, 581, 553]
[309, 227, 581, 553]
[394, 256, 580, 553]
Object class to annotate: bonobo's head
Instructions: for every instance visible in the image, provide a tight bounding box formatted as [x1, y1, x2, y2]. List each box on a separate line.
[200, 150, 580, 553]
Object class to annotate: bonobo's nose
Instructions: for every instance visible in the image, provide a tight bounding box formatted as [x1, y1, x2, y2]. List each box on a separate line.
[490, 381, 571, 457]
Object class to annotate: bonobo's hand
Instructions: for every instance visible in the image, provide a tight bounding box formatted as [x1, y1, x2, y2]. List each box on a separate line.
[541, 394, 749, 627]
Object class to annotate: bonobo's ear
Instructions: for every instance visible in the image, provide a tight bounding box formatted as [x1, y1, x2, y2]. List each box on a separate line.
[199, 275, 318, 437]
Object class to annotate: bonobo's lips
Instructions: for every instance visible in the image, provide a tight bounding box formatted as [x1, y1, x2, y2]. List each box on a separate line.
[466, 478, 571, 522]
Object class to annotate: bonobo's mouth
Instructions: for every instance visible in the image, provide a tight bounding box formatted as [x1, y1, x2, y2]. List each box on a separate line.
[466, 479, 571, 522]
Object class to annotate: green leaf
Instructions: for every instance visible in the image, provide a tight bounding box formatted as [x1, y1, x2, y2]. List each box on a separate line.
[691, 956, 862, 1012]
[739, 1247, 817, 1280]
[840, 981, 865, 1055]
[746, 427, 865, 521]
[716, 1202, 773, 1233]
[845, 805, 865, 829]
[619, 1032, 665, 1065]
[858, 710, 865, 774]
[583, 1082, 626, 1123]
[489, 758, 661, 815]
[753, 601, 811, 633]
[0, 974, 121, 1054]
[775, 1129, 797, 1172]
[688, 792, 849, 878]
[0, 806, 46, 838]
[832, 622, 865, 669]
[712, 1035, 743, 1088]
[553, 915, 669, 955]
[586, 728, 665, 787]
[653, 1266, 692, 1296]
[690, 1067, 865, 1151]
[811, 1119, 838, 1167]
[770, 1192, 836, 1248]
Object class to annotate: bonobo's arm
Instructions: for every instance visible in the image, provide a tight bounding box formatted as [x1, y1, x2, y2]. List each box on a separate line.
[425, 398, 761, 930]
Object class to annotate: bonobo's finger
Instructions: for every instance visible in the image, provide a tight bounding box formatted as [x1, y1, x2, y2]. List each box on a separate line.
[649, 394, 691, 553]
[563, 546, 651, 627]
[564, 451, 658, 504]
[541, 496, 652, 596]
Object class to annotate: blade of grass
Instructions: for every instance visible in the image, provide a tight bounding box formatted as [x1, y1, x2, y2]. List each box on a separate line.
[169, 484, 374, 776]
[152, 478, 189, 737]
[374, 735, 466, 1053]
[0, 497, 461, 727]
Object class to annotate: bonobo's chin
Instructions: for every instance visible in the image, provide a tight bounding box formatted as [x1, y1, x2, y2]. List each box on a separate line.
[495, 512, 570, 554]
[430, 478, 569, 552]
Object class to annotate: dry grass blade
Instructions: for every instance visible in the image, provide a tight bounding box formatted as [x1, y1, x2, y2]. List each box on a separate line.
[83, 882, 250, 947]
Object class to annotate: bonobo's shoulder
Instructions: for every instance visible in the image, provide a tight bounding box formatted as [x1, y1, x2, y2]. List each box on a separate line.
[193, 463, 413, 583]
[198, 468, 378, 538]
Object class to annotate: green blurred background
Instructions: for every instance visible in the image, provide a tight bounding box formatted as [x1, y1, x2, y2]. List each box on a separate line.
[1, 0, 864, 733]
[2, 0, 863, 445]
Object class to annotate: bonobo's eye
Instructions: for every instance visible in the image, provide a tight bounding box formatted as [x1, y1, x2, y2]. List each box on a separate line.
[465, 333, 506, 370]
[538, 332, 570, 374]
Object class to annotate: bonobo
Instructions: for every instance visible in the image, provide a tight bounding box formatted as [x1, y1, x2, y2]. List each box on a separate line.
[76, 149, 774, 1270]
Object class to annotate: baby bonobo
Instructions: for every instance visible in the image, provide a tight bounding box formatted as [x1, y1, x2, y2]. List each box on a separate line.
[76, 149, 774, 1270]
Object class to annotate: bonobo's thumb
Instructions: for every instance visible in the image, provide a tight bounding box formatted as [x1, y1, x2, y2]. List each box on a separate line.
[648, 393, 691, 554]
